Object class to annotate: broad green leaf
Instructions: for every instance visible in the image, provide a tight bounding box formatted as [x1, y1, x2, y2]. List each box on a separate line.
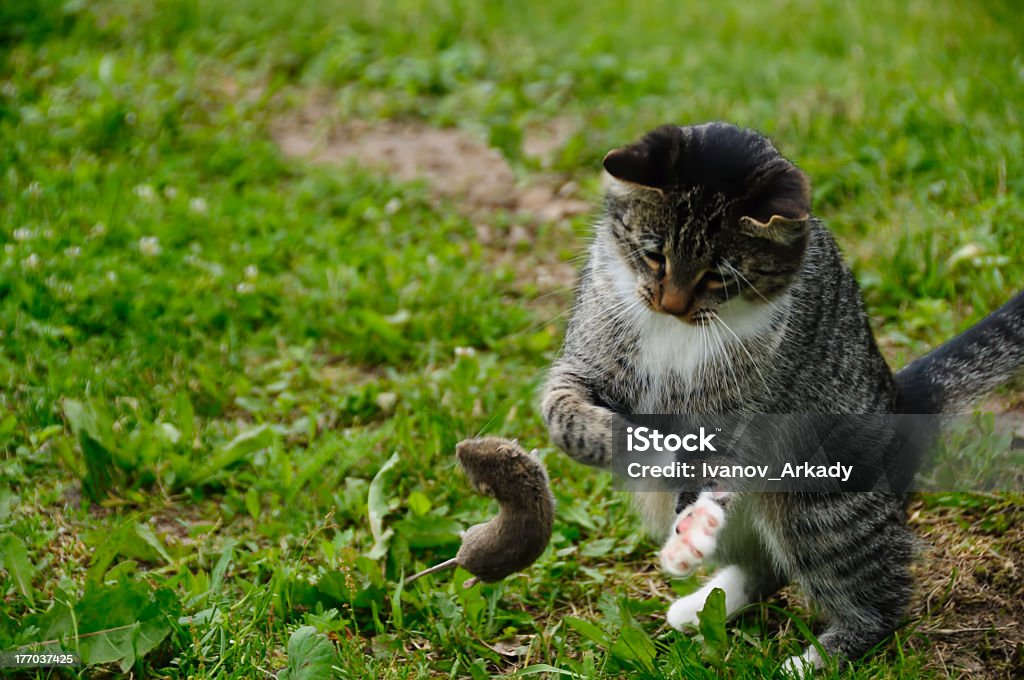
[391, 515, 461, 549]
[366, 452, 399, 559]
[407, 490, 431, 516]
[104, 561, 138, 582]
[558, 503, 598, 531]
[86, 530, 123, 585]
[195, 424, 277, 479]
[0, 534, 36, 605]
[468, 658, 489, 680]
[353, 555, 385, 588]
[454, 566, 486, 625]
[85, 522, 171, 583]
[210, 538, 237, 594]
[134, 523, 172, 564]
[314, 571, 352, 602]
[564, 616, 609, 647]
[610, 619, 656, 668]
[279, 626, 335, 680]
[580, 537, 616, 557]
[28, 580, 178, 672]
[64, 398, 117, 502]
[0, 413, 16, 445]
[30, 588, 76, 642]
[245, 488, 261, 519]
[697, 587, 728, 664]
[78, 584, 177, 671]
[63, 399, 113, 450]
[81, 437, 116, 501]
[0, 488, 15, 522]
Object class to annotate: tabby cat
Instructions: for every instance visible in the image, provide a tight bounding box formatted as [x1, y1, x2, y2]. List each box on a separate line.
[541, 122, 1024, 673]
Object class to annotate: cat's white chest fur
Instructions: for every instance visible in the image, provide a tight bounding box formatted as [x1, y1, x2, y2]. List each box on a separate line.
[632, 312, 709, 412]
[635, 312, 713, 378]
[606, 256, 779, 412]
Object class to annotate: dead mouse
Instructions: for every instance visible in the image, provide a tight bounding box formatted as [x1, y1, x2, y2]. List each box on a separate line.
[406, 437, 555, 588]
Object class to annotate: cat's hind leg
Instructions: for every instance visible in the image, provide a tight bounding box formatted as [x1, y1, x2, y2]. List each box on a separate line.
[778, 589, 909, 676]
[775, 494, 913, 674]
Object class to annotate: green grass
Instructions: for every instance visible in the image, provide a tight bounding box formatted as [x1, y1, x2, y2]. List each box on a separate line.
[1, 0, 1022, 677]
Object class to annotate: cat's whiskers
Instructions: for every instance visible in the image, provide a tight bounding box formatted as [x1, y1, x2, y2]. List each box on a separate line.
[586, 293, 646, 341]
[528, 285, 578, 304]
[720, 258, 771, 306]
[698, 316, 710, 394]
[707, 315, 742, 402]
[615, 243, 660, 265]
[515, 308, 574, 338]
[712, 270, 746, 398]
[703, 281, 740, 402]
[710, 312, 772, 397]
[720, 258, 807, 321]
[473, 413, 501, 439]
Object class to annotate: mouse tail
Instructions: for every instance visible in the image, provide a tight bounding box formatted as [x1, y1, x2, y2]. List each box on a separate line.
[406, 557, 459, 583]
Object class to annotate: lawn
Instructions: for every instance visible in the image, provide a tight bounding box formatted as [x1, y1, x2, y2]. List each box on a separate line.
[1, 0, 1022, 677]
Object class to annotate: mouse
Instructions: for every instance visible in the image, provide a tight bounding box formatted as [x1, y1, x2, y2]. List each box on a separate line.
[406, 437, 556, 588]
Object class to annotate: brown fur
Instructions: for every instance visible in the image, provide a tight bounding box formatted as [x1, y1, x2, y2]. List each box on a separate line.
[407, 437, 555, 586]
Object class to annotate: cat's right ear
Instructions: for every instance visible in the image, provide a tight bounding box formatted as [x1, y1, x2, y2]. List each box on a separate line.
[602, 125, 683, 190]
[738, 161, 811, 243]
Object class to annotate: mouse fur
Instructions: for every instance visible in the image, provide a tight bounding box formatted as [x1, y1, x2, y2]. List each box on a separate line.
[407, 437, 555, 586]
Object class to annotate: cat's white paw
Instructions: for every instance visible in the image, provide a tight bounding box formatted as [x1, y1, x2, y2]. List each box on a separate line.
[666, 590, 708, 629]
[659, 494, 724, 577]
[665, 565, 749, 631]
[780, 647, 823, 677]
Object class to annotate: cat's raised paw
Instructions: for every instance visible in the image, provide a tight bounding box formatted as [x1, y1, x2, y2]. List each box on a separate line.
[659, 495, 724, 577]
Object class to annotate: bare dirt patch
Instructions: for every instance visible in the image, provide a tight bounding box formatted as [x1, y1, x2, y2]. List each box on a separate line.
[271, 110, 589, 221]
[522, 116, 579, 169]
[276, 118, 521, 212]
[271, 106, 590, 298]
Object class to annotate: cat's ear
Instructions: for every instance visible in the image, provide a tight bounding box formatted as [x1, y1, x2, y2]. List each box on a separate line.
[602, 125, 683, 190]
[739, 161, 811, 241]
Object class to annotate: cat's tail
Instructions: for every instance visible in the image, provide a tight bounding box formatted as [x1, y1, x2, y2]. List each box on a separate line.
[895, 290, 1024, 413]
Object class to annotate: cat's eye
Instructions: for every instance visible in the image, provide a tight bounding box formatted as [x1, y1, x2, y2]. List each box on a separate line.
[699, 270, 735, 290]
[643, 251, 666, 270]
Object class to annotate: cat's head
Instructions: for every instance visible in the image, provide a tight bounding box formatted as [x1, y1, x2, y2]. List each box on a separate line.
[601, 122, 810, 325]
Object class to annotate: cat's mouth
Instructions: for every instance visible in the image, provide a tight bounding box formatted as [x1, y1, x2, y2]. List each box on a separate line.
[688, 311, 713, 325]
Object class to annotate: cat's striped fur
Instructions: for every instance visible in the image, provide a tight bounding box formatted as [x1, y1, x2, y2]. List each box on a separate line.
[541, 122, 1024, 672]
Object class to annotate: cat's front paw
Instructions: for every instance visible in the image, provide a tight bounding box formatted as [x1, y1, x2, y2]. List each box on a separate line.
[666, 590, 708, 630]
[659, 495, 724, 577]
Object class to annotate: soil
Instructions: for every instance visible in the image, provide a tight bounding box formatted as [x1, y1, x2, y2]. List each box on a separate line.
[271, 102, 592, 299]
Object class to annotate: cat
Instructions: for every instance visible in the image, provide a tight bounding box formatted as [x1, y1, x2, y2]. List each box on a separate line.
[541, 122, 1024, 674]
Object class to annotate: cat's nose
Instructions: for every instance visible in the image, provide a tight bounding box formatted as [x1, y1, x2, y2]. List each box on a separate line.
[661, 281, 694, 316]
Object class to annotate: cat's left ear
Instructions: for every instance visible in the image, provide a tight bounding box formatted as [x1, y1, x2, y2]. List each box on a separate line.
[739, 161, 811, 241]
[602, 125, 683, 190]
